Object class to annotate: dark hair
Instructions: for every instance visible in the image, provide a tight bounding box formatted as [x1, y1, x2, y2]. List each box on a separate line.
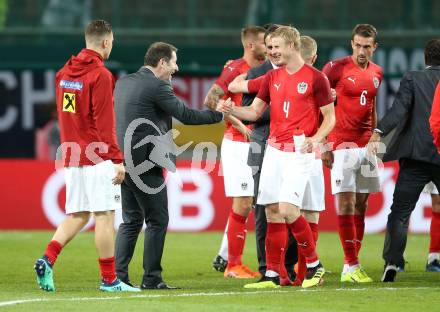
[263, 23, 280, 42]
[144, 42, 178, 67]
[425, 39, 440, 66]
[352, 24, 377, 42]
[85, 20, 112, 41]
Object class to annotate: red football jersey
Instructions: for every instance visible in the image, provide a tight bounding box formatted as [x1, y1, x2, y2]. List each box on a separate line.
[256, 64, 333, 152]
[323, 56, 383, 149]
[215, 58, 252, 141]
[430, 82, 440, 153]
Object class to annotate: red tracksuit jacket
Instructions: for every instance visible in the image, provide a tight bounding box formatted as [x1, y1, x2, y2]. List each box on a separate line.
[56, 48, 123, 167]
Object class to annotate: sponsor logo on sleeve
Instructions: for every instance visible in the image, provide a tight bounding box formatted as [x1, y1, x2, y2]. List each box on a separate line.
[60, 80, 83, 91]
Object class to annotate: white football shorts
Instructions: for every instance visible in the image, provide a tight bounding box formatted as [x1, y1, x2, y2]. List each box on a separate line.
[302, 158, 325, 211]
[423, 182, 439, 195]
[220, 137, 254, 197]
[257, 145, 314, 207]
[64, 160, 121, 214]
[330, 147, 381, 194]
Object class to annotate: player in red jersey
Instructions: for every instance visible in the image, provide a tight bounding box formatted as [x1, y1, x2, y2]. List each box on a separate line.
[33, 20, 139, 292]
[322, 24, 383, 283]
[205, 26, 266, 278]
[218, 26, 335, 288]
[228, 35, 327, 286]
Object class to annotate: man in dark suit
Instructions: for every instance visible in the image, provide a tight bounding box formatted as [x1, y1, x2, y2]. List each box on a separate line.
[114, 42, 224, 289]
[368, 39, 440, 282]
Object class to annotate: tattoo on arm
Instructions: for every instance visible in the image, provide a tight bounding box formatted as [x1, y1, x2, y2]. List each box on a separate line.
[204, 84, 224, 110]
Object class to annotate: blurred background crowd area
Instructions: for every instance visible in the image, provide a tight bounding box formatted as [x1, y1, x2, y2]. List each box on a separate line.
[1, 0, 440, 159]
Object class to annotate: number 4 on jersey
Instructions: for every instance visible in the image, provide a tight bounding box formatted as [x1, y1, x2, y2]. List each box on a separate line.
[283, 101, 290, 118]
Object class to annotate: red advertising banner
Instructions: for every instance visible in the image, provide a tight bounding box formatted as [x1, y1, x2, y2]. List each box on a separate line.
[0, 160, 433, 233]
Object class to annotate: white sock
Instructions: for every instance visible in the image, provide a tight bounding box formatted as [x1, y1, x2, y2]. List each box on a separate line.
[265, 270, 279, 278]
[306, 260, 320, 268]
[342, 264, 349, 274]
[348, 263, 360, 273]
[428, 252, 439, 264]
[218, 221, 229, 260]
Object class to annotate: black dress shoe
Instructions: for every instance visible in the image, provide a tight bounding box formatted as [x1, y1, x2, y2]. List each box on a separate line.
[122, 280, 137, 288]
[141, 281, 181, 290]
[381, 264, 397, 282]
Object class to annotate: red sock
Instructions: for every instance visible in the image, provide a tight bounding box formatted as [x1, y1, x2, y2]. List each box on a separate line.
[296, 248, 306, 281]
[430, 211, 440, 253]
[99, 257, 117, 284]
[266, 223, 287, 274]
[354, 215, 365, 257]
[309, 222, 319, 244]
[279, 225, 289, 278]
[288, 216, 318, 265]
[338, 215, 358, 265]
[44, 240, 63, 266]
[227, 211, 247, 267]
[296, 222, 318, 281]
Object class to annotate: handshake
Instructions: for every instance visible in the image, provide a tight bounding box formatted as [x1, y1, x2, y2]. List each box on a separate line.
[216, 98, 235, 115]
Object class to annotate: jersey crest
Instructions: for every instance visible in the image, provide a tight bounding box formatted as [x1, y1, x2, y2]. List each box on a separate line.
[297, 82, 308, 94]
[373, 76, 380, 89]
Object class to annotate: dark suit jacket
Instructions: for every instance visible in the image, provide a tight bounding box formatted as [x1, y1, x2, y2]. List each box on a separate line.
[378, 66, 440, 165]
[242, 59, 274, 141]
[115, 67, 223, 172]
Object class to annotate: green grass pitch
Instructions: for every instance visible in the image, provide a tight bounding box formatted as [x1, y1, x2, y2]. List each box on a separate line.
[0, 231, 439, 311]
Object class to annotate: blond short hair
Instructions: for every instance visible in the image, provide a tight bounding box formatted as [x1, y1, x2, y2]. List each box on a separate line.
[300, 36, 317, 61]
[241, 26, 266, 46]
[271, 26, 301, 51]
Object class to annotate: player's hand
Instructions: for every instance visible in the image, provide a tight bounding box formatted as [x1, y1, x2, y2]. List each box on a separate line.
[367, 132, 381, 155]
[331, 88, 337, 101]
[301, 137, 316, 153]
[112, 163, 125, 185]
[233, 122, 252, 141]
[216, 98, 234, 115]
[321, 151, 334, 169]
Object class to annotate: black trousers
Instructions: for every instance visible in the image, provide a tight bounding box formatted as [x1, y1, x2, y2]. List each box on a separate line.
[248, 136, 298, 275]
[115, 167, 169, 287]
[383, 158, 440, 266]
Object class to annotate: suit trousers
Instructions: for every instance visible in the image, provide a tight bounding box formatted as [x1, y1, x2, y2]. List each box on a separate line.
[383, 158, 440, 265]
[115, 166, 169, 287]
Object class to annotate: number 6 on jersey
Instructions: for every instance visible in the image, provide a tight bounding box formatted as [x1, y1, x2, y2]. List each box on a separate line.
[360, 90, 367, 106]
